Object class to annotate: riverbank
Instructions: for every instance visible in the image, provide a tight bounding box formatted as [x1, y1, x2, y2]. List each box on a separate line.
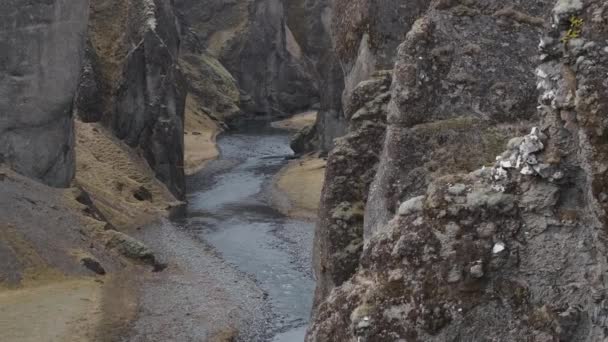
[184, 95, 223, 176]
[0, 115, 322, 342]
[270, 111, 325, 220]
[272, 154, 326, 220]
[126, 220, 267, 341]
[271, 111, 317, 132]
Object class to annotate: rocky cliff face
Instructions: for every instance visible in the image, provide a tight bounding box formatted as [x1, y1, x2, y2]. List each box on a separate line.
[0, 0, 90, 187]
[309, 0, 608, 340]
[293, 0, 432, 154]
[313, 0, 548, 307]
[76, 0, 186, 198]
[174, 0, 319, 118]
[312, 70, 391, 305]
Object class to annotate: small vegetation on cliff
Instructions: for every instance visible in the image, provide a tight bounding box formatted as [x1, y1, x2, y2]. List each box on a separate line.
[561, 15, 584, 42]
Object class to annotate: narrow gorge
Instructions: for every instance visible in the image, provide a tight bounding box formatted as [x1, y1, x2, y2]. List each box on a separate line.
[1, 0, 608, 341]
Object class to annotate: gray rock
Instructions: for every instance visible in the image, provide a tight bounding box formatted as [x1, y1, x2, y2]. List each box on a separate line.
[0, 0, 90, 187]
[174, 0, 319, 118]
[469, 263, 484, 278]
[81, 257, 106, 275]
[398, 196, 425, 216]
[447, 184, 467, 196]
[104, 230, 156, 265]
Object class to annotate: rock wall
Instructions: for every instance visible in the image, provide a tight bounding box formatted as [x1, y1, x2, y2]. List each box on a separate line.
[174, 0, 319, 118]
[308, 0, 608, 340]
[294, 0, 431, 153]
[0, 0, 90, 187]
[75, 0, 186, 198]
[312, 70, 391, 305]
[285, 0, 345, 152]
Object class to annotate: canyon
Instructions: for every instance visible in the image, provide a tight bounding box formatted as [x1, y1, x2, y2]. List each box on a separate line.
[1, 0, 608, 341]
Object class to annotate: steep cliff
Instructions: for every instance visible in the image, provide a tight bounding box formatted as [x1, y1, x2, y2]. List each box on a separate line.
[291, 0, 434, 154]
[174, 0, 319, 118]
[0, 0, 90, 187]
[76, 0, 186, 199]
[309, 0, 608, 340]
[285, 0, 346, 152]
[313, 0, 549, 306]
[312, 70, 391, 304]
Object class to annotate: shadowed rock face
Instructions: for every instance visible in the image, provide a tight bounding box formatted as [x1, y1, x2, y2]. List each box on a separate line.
[0, 0, 90, 187]
[75, 0, 186, 198]
[291, 0, 431, 153]
[312, 71, 391, 306]
[174, 0, 319, 118]
[285, 0, 345, 152]
[308, 0, 608, 341]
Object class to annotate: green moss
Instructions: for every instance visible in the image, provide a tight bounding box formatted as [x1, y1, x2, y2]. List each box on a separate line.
[413, 117, 510, 173]
[179, 52, 240, 120]
[331, 201, 365, 222]
[561, 15, 584, 43]
[413, 117, 479, 133]
[482, 129, 510, 161]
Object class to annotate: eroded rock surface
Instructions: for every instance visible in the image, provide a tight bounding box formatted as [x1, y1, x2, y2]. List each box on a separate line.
[308, 0, 608, 340]
[313, 70, 391, 305]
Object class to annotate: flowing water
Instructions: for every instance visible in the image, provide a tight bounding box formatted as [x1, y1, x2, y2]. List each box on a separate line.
[184, 121, 315, 341]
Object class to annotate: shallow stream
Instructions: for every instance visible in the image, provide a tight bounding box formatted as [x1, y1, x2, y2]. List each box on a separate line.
[184, 121, 315, 341]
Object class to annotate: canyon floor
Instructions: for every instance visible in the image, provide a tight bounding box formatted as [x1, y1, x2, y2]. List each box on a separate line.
[0, 114, 324, 342]
[128, 119, 324, 341]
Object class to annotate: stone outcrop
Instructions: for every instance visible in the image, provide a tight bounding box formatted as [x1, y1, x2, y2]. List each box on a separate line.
[294, 0, 433, 153]
[0, 0, 90, 187]
[308, 0, 608, 340]
[313, 0, 548, 309]
[76, 0, 186, 198]
[312, 70, 391, 305]
[174, 0, 319, 118]
[285, 0, 345, 152]
[364, 0, 549, 237]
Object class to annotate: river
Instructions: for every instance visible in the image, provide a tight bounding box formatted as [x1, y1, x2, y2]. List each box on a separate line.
[130, 121, 315, 341]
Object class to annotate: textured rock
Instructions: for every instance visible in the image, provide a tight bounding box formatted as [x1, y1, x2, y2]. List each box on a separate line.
[103, 230, 156, 265]
[308, 0, 608, 340]
[0, 0, 90, 187]
[285, 0, 346, 152]
[312, 70, 391, 306]
[76, 0, 186, 198]
[296, 0, 432, 153]
[364, 0, 549, 237]
[179, 52, 241, 124]
[175, 0, 318, 117]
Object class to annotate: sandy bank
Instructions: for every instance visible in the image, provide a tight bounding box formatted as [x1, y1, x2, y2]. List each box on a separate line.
[184, 95, 222, 176]
[271, 110, 317, 131]
[273, 154, 326, 220]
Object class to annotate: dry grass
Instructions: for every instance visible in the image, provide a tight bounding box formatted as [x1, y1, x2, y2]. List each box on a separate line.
[74, 120, 178, 230]
[0, 279, 103, 342]
[0, 226, 65, 288]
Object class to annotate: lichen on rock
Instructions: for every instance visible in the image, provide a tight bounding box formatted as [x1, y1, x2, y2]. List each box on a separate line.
[308, 0, 608, 340]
